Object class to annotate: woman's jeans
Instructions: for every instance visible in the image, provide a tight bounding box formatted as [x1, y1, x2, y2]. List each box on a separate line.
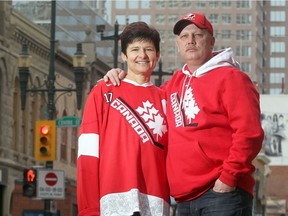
[177, 187, 252, 216]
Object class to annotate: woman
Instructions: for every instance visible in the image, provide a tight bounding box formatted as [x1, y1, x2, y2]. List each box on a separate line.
[77, 22, 170, 216]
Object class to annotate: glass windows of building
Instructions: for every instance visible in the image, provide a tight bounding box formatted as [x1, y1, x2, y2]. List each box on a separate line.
[115, 1, 125, 9]
[270, 0, 286, 6]
[241, 62, 251, 73]
[270, 42, 285, 53]
[221, 30, 231, 39]
[156, 0, 165, 8]
[270, 11, 286, 22]
[236, 14, 252, 24]
[181, 1, 192, 7]
[209, 1, 219, 7]
[270, 26, 285, 36]
[168, 15, 179, 25]
[128, 1, 138, 9]
[140, 15, 151, 24]
[236, 46, 251, 57]
[236, 0, 251, 8]
[209, 14, 219, 24]
[127, 15, 138, 23]
[141, 0, 150, 8]
[156, 14, 165, 25]
[270, 57, 285, 68]
[270, 88, 282, 94]
[221, 0, 231, 7]
[270, 73, 285, 84]
[196, 0, 206, 8]
[222, 14, 231, 24]
[168, 0, 178, 7]
[115, 15, 126, 25]
[236, 30, 252, 40]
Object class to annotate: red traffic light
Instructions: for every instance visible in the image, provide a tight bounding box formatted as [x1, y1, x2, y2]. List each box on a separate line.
[40, 125, 50, 136]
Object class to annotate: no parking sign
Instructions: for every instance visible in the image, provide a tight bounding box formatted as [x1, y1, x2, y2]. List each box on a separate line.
[37, 169, 65, 199]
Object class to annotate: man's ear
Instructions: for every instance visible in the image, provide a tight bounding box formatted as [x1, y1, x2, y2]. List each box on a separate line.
[156, 52, 160, 60]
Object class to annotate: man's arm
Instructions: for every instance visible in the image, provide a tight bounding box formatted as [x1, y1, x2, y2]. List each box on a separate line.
[103, 68, 127, 86]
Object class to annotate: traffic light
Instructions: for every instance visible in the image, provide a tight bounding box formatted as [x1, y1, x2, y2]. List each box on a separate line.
[23, 168, 37, 197]
[35, 120, 56, 161]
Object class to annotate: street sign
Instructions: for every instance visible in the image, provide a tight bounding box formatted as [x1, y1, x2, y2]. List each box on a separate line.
[56, 116, 81, 127]
[37, 169, 65, 199]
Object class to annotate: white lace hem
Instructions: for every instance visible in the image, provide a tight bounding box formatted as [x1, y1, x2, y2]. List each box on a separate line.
[100, 188, 170, 216]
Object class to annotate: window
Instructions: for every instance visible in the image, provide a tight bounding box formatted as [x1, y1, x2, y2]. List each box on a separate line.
[196, 0, 206, 8]
[209, 1, 219, 7]
[236, 46, 251, 57]
[270, 11, 286, 22]
[156, 15, 165, 25]
[241, 62, 251, 72]
[236, 14, 252, 24]
[115, 15, 126, 25]
[236, 30, 252, 40]
[270, 73, 285, 83]
[270, 88, 282, 94]
[141, 0, 150, 8]
[61, 128, 68, 161]
[270, 57, 285, 68]
[208, 14, 219, 24]
[222, 14, 231, 24]
[140, 15, 151, 24]
[115, 1, 125, 9]
[222, 30, 231, 39]
[270, 26, 285, 36]
[270, 0, 286, 6]
[128, 1, 138, 8]
[222, 0, 231, 7]
[270, 42, 285, 53]
[127, 15, 138, 23]
[156, 0, 165, 8]
[236, 0, 251, 8]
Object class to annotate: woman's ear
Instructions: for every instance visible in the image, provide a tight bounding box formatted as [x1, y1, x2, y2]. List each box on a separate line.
[121, 52, 127, 62]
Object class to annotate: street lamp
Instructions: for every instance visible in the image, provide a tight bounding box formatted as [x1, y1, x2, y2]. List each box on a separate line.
[18, 42, 86, 113]
[152, 59, 173, 86]
[97, 21, 120, 68]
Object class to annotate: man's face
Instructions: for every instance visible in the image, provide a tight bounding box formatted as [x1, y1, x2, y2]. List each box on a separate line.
[176, 24, 215, 66]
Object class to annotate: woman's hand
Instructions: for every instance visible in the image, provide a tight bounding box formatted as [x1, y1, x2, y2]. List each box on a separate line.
[103, 68, 127, 86]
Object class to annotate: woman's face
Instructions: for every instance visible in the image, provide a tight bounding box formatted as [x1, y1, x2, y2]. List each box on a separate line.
[122, 39, 159, 76]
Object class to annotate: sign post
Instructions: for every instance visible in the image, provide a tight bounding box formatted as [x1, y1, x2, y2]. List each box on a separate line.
[37, 169, 65, 199]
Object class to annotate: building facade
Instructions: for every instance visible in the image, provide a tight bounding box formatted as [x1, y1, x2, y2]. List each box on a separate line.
[92, 0, 287, 95]
[0, 1, 109, 215]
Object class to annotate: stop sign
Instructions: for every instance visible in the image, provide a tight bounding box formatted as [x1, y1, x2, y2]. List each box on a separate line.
[45, 172, 58, 186]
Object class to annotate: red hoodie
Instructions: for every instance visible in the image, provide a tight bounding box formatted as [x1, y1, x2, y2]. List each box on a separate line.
[163, 48, 264, 202]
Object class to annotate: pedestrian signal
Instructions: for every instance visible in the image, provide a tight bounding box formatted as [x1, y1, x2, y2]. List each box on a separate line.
[23, 169, 37, 197]
[35, 120, 56, 161]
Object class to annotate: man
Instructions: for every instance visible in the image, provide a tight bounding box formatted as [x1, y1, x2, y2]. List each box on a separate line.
[104, 12, 264, 216]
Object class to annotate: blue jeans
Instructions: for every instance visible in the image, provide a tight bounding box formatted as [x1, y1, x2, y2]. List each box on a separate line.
[177, 187, 252, 216]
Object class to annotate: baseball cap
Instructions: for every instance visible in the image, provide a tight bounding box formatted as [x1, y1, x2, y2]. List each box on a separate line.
[173, 12, 213, 35]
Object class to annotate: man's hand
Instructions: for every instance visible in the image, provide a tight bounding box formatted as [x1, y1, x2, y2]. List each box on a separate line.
[213, 179, 236, 193]
[103, 68, 126, 86]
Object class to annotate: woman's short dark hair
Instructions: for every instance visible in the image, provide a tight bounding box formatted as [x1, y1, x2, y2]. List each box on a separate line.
[120, 22, 160, 55]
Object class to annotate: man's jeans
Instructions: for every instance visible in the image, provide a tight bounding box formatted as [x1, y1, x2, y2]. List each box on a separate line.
[177, 187, 252, 216]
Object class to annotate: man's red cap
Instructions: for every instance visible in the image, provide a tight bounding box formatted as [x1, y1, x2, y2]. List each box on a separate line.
[173, 12, 213, 35]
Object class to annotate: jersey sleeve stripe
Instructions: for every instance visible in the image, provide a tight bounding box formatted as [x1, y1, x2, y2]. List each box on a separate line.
[78, 133, 99, 158]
